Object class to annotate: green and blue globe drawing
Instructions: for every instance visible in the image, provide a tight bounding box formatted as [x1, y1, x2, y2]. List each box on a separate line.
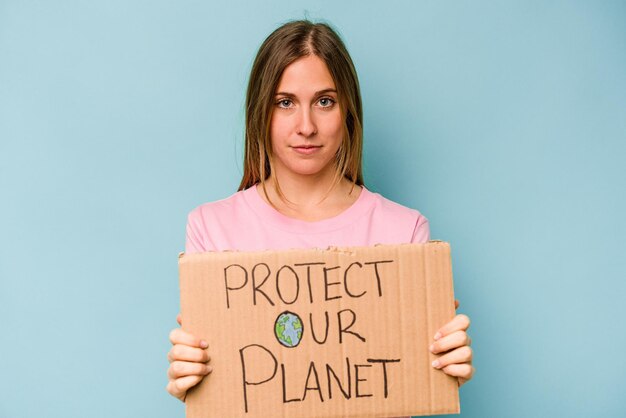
[274, 311, 303, 348]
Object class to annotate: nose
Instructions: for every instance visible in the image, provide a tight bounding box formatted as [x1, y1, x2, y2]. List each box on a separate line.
[296, 107, 317, 137]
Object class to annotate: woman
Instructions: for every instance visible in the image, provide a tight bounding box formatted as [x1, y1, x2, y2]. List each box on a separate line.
[167, 19, 474, 404]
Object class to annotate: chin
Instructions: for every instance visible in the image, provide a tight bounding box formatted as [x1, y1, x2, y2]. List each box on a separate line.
[286, 163, 334, 178]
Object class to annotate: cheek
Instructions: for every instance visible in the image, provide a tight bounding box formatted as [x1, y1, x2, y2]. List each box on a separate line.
[270, 115, 290, 144]
[324, 113, 344, 145]
[332, 119, 343, 137]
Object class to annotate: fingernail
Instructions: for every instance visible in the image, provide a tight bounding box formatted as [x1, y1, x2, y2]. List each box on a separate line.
[434, 332, 442, 341]
[432, 360, 440, 368]
[206, 366, 213, 374]
[429, 344, 435, 353]
[200, 340, 209, 348]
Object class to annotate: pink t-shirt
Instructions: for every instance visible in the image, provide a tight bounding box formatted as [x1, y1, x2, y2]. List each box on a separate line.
[185, 185, 429, 253]
[185, 187, 429, 418]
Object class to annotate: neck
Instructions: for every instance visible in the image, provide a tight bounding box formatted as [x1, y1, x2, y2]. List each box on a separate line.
[270, 167, 341, 206]
[258, 167, 361, 222]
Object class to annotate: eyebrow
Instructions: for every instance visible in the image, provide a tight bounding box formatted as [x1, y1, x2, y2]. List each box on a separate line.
[275, 88, 337, 97]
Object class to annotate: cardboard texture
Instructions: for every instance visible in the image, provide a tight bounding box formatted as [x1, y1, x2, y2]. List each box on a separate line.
[179, 241, 459, 418]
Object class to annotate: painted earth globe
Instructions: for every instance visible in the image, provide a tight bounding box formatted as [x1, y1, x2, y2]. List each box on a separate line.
[274, 311, 303, 348]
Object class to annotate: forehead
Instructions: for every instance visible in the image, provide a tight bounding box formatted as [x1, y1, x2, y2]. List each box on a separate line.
[276, 55, 336, 92]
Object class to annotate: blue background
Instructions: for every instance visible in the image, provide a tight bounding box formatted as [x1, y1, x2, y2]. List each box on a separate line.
[1, 1, 624, 417]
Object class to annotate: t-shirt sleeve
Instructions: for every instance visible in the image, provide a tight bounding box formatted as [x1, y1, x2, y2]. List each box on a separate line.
[185, 208, 206, 254]
[411, 214, 430, 243]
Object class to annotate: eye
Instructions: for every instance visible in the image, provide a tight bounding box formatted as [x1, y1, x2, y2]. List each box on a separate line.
[276, 98, 293, 108]
[318, 97, 335, 108]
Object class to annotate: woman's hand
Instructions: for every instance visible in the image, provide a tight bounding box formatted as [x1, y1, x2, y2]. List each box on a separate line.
[166, 313, 212, 401]
[430, 300, 475, 386]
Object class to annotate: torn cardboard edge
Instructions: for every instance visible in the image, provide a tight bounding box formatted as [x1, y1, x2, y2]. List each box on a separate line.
[178, 240, 449, 258]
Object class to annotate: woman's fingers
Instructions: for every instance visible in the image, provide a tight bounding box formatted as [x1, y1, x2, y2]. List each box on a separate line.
[166, 375, 205, 401]
[441, 363, 475, 382]
[429, 330, 469, 354]
[169, 328, 209, 349]
[430, 311, 474, 385]
[168, 344, 211, 363]
[168, 360, 212, 380]
[433, 314, 470, 341]
[176, 313, 182, 326]
[458, 369, 475, 387]
[167, 326, 211, 402]
[431, 346, 473, 370]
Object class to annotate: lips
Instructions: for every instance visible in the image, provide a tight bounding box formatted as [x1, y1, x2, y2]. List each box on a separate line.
[291, 145, 322, 155]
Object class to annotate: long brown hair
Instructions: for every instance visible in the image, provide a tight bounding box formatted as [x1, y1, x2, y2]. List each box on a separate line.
[238, 20, 364, 196]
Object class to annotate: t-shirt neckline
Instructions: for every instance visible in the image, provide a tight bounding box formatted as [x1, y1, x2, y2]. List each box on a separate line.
[242, 184, 375, 234]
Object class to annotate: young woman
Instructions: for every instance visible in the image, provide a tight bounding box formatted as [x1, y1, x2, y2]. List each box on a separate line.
[167, 19, 474, 405]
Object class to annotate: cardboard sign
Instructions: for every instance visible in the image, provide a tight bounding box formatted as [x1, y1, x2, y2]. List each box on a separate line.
[178, 242, 460, 417]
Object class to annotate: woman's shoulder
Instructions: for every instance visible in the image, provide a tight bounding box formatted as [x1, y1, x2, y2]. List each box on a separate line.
[185, 188, 257, 253]
[364, 187, 428, 221]
[187, 188, 252, 221]
[362, 187, 430, 243]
